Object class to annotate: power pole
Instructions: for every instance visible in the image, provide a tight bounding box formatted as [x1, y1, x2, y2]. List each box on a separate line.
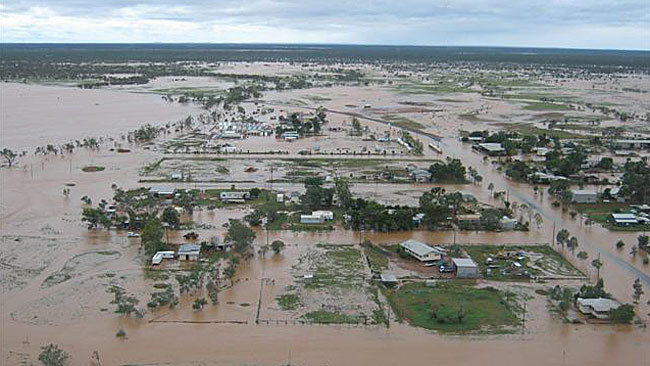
[552, 221, 556, 246]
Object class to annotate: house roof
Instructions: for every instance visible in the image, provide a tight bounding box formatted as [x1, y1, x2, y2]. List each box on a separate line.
[400, 239, 439, 256]
[577, 297, 620, 312]
[571, 189, 597, 195]
[149, 185, 177, 194]
[478, 143, 505, 152]
[411, 169, 432, 176]
[178, 244, 201, 253]
[380, 273, 398, 283]
[612, 213, 637, 220]
[452, 257, 478, 268]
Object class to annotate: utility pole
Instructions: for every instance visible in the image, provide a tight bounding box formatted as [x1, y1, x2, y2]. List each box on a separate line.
[596, 252, 601, 281]
[552, 221, 556, 246]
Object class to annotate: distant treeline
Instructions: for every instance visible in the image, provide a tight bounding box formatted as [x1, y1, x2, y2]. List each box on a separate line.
[1, 44, 648, 74]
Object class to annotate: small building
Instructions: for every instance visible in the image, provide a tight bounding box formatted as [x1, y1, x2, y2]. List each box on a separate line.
[500, 216, 518, 230]
[170, 172, 184, 181]
[276, 193, 285, 203]
[149, 186, 177, 199]
[412, 213, 425, 225]
[151, 251, 175, 265]
[457, 214, 481, 225]
[220, 191, 250, 203]
[576, 297, 621, 319]
[571, 189, 598, 204]
[452, 257, 479, 278]
[611, 213, 639, 226]
[400, 239, 443, 262]
[612, 139, 650, 150]
[300, 214, 325, 224]
[178, 244, 201, 261]
[411, 169, 432, 183]
[312, 210, 334, 221]
[474, 143, 506, 156]
[380, 273, 398, 287]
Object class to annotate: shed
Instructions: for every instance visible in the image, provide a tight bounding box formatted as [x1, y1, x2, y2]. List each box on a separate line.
[300, 214, 325, 224]
[178, 244, 201, 261]
[149, 186, 177, 199]
[312, 210, 334, 221]
[380, 273, 398, 286]
[452, 257, 478, 278]
[571, 189, 598, 204]
[611, 213, 638, 226]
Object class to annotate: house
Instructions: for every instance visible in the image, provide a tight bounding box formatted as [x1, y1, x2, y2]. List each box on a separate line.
[151, 251, 175, 265]
[571, 189, 598, 204]
[276, 193, 285, 203]
[576, 297, 621, 319]
[149, 186, 177, 199]
[411, 169, 432, 183]
[400, 239, 443, 262]
[312, 210, 334, 221]
[611, 213, 639, 226]
[452, 257, 479, 278]
[474, 143, 506, 156]
[380, 273, 398, 287]
[500, 216, 518, 230]
[289, 191, 301, 204]
[220, 131, 243, 139]
[457, 214, 481, 225]
[612, 139, 650, 150]
[220, 191, 250, 203]
[178, 244, 201, 261]
[300, 214, 325, 224]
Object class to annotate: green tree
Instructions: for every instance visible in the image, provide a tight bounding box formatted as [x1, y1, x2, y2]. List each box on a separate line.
[334, 177, 353, 210]
[616, 240, 625, 249]
[142, 218, 166, 256]
[81, 207, 111, 229]
[271, 240, 286, 255]
[609, 304, 635, 323]
[638, 235, 649, 252]
[1, 148, 18, 167]
[567, 236, 579, 255]
[591, 258, 603, 280]
[577, 251, 588, 260]
[161, 206, 180, 228]
[38, 344, 70, 366]
[224, 219, 256, 255]
[556, 229, 570, 247]
[632, 278, 644, 304]
[351, 117, 362, 135]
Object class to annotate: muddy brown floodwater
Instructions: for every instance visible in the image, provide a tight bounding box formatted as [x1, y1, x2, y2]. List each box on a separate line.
[1, 82, 649, 366]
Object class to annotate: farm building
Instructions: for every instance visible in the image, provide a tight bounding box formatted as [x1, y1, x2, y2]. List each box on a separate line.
[576, 297, 621, 319]
[178, 244, 201, 261]
[611, 213, 639, 226]
[400, 239, 443, 262]
[571, 189, 598, 204]
[380, 273, 398, 287]
[474, 143, 506, 156]
[452, 257, 479, 278]
[220, 191, 250, 203]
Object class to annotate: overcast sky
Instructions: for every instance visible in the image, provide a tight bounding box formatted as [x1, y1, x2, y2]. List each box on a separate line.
[1, 1, 649, 49]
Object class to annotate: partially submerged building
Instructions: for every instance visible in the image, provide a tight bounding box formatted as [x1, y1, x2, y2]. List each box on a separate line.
[474, 143, 506, 156]
[149, 186, 178, 200]
[571, 189, 598, 204]
[611, 213, 639, 226]
[220, 191, 250, 203]
[576, 297, 620, 319]
[178, 244, 201, 261]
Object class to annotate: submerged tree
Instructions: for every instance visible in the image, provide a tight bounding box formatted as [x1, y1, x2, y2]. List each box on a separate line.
[1, 148, 18, 167]
[38, 344, 70, 366]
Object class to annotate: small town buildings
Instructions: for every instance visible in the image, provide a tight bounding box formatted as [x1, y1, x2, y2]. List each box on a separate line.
[452, 257, 479, 278]
[474, 143, 506, 156]
[220, 191, 250, 203]
[411, 169, 432, 183]
[611, 213, 639, 226]
[500, 216, 518, 230]
[312, 210, 334, 221]
[576, 297, 621, 319]
[380, 273, 398, 287]
[149, 186, 177, 199]
[300, 214, 325, 224]
[457, 214, 481, 225]
[571, 189, 598, 204]
[400, 239, 444, 262]
[178, 244, 201, 261]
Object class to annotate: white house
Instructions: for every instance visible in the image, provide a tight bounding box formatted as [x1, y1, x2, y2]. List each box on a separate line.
[178, 244, 201, 261]
[151, 251, 175, 265]
[576, 297, 621, 319]
[411, 169, 432, 183]
[220, 191, 250, 203]
[312, 210, 334, 221]
[571, 189, 598, 204]
[400, 239, 443, 262]
[300, 214, 325, 224]
[611, 213, 639, 226]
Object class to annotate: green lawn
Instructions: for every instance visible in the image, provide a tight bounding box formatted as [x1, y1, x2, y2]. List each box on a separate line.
[304, 310, 360, 324]
[522, 102, 572, 111]
[385, 282, 520, 333]
[381, 114, 425, 130]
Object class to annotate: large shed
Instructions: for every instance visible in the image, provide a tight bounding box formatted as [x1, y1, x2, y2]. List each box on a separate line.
[452, 257, 479, 278]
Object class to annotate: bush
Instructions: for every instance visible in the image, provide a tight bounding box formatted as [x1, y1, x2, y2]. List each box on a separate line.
[38, 344, 69, 366]
[116, 329, 127, 338]
[609, 304, 635, 323]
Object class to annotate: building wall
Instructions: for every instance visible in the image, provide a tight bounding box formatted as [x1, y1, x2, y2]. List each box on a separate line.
[456, 266, 478, 278]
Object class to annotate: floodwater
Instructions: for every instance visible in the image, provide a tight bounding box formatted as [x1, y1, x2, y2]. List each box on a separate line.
[1, 77, 649, 365]
[0, 83, 201, 150]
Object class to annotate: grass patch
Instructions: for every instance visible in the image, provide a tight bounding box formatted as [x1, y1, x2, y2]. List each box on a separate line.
[459, 113, 491, 123]
[574, 203, 650, 231]
[381, 114, 425, 130]
[385, 282, 520, 333]
[496, 122, 587, 139]
[276, 293, 302, 311]
[306, 245, 364, 290]
[362, 243, 390, 272]
[522, 102, 572, 111]
[82, 166, 105, 173]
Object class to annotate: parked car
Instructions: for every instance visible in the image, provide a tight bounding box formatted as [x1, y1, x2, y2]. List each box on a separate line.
[127, 232, 140, 237]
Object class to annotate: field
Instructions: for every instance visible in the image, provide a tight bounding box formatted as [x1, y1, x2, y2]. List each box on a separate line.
[385, 281, 520, 333]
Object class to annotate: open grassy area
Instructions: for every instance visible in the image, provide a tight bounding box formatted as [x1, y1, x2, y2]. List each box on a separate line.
[385, 281, 520, 333]
[306, 245, 365, 291]
[574, 203, 650, 231]
[459, 113, 491, 123]
[304, 310, 360, 324]
[522, 102, 572, 111]
[276, 293, 302, 311]
[381, 114, 425, 130]
[362, 243, 390, 272]
[496, 122, 587, 139]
